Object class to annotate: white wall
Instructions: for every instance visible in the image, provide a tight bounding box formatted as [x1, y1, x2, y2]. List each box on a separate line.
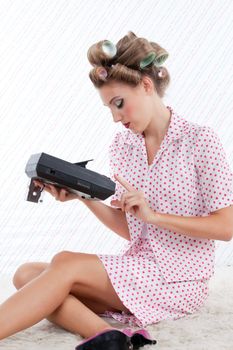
[0, 0, 233, 275]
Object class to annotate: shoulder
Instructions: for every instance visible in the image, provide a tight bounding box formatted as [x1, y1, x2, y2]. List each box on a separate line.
[188, 123, 227, 167]
[171, 109, 223, 156]
[183, 118, 219, 146]
[190, 123, 222, 149]
[168, 108, 217, 145]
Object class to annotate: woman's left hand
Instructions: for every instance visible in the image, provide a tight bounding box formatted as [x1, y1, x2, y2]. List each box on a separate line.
[110, 174, 155, 223]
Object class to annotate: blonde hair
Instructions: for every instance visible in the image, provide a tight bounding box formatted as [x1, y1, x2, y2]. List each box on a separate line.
[87, 31, 170, 98]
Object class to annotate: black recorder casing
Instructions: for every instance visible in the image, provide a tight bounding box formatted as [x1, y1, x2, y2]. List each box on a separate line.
[25, 153, 116, 203]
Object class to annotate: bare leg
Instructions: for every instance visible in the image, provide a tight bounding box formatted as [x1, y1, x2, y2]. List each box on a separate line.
[1, 252, 127, 340]
[13, 262, 120, 337]
[46, 294, 114, 336]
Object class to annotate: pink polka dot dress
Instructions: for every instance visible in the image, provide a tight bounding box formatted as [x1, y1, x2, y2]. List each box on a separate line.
[97, 106, 233, 327]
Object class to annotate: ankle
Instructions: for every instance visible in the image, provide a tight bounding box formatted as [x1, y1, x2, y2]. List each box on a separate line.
[93, 326, 116, 336]
[83, 325, 116, 339]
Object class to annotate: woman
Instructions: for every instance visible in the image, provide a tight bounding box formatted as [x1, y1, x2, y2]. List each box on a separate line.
[0, 32, 232, 349]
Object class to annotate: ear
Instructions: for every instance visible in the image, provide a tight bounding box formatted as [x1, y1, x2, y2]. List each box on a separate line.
[141, 76, 154, 95]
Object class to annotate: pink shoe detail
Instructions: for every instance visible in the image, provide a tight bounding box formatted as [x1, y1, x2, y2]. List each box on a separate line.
[122, 328, 134, 337]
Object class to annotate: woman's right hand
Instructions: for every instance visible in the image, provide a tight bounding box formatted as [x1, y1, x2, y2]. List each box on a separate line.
[33, 180, 81, 202]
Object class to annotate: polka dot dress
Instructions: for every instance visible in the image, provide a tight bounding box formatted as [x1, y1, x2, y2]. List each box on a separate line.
[97, 106, 233, 327]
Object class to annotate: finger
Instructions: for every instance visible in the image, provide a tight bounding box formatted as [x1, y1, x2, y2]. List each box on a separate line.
[33, 180, 44, 189]
[110, 199, 121, 208]
[111, 193, 139, 211]
[48, 184, 60, 199]
[122, 192, 143, 206]
[121, 191, 139, 201]
[124, 198, 139, 211]
[33, 180, 52, 195]
[59, 188, 69, 201]
[114, 174, 135, 192]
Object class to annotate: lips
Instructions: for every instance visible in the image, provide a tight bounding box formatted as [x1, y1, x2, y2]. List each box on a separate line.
[124, 122, 130, 128]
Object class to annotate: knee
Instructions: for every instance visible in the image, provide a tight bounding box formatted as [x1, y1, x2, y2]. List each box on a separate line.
[13, 263, 39, 289]
[50, 251, 80, 281]
[50, 251, 76, 268]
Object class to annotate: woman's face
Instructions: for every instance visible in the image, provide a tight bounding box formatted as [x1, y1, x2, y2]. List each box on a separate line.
[98, 79, 154, 134]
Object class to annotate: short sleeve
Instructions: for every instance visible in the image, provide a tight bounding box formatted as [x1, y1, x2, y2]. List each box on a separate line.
[108, 132, 125, 205]
[194, 126, 233, 212]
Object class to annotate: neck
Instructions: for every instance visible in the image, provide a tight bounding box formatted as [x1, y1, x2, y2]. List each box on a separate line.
[143, 102, 171, 144]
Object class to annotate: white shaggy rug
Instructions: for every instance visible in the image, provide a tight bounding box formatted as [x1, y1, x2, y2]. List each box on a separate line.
[0, 266, 233, 350]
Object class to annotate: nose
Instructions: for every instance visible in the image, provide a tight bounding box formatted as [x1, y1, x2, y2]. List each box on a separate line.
[112, 110, 123, 123]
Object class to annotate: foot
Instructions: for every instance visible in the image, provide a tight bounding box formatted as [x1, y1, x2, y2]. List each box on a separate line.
[75, 328, 133, 350]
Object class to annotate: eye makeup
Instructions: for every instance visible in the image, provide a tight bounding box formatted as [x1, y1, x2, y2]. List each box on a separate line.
[115, 98, 124, 109]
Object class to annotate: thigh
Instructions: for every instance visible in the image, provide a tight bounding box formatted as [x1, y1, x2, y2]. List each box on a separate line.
[53, 251, 130, 313]
[14, 260, 122, 314]
[76, 296, 119, 314]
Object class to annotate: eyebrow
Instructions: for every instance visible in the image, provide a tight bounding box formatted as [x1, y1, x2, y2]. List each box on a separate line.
[105, 96, 121, 106]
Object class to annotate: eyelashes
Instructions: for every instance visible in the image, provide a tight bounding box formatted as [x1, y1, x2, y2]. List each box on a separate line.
[115, 99, 124, 109]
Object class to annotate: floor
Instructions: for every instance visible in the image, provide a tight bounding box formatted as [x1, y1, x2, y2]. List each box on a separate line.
[0, 266, 232, 350]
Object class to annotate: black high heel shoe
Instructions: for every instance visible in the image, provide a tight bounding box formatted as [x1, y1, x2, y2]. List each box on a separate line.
[75, 329, 133, 350]
[75, 328, 157, 350]
[123, 328, 157, 349]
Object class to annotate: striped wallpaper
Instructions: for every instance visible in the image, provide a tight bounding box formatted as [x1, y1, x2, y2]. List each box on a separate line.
[0, 0, 233, 274]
